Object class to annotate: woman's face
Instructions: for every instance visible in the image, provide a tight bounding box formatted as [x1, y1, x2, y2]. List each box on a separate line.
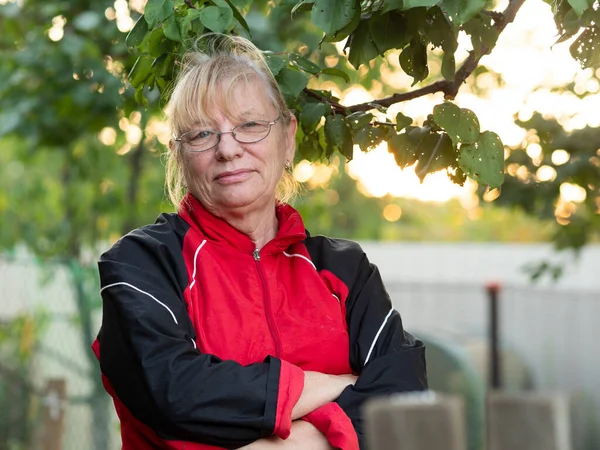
[180, 79, 297, 216]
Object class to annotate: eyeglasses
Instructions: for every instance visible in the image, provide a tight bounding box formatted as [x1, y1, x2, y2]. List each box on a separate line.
[174, 116, 280, 153]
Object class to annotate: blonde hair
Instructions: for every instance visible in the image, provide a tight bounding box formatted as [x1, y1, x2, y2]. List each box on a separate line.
[165, 34, 298, 209]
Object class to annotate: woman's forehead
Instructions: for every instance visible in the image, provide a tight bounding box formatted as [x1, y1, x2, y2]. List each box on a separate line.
[193, 79, 275, 126]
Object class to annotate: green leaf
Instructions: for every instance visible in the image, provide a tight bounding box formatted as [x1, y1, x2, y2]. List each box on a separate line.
[126, 15, 149, 49]
[276, 67, 309, 98]
[199, 5, 234, 33]
[381, 0, 404, 14]
[265, 54, 287, 76]
[298, 135, 323, 161]
[147, 27, 170, 57]
[292, 1, 315, 17]
[433, 102, 480, 145]
[463, 15, 499, 58]
[145, 0, 174, 27]
[322, 1, 360, 42]
[289, 53, 321, 74]
[402, 0, 438, 9]
[320, 68, 350, 82]
[179, 9, 202, 36]
[399, 39, 429, 85]
[415, 132, 455, 180]
[223, 0, 251, 35]
[567, 0, 593, 17]
[311, 0, 359, 35]
[300, 102, 327, 133]
[163, 15, 181, 41]
[441, 51, 455, 80]
[346, 112, 373, 129]
[135, 85, 148, 108]
[129, 54, 153, 88]
[325, 115, 353, 159]
[387, 133, 417, 169]
[395, 112, 412, 132]
[440, 0, 486, 25]
[369, 12, 409, 56]
[348, 20, 379, 69]
[458, 131, 505, 188]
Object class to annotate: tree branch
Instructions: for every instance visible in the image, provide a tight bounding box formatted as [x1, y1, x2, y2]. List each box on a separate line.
[306, 0, 526, 115]
[184, 0, 196, 9]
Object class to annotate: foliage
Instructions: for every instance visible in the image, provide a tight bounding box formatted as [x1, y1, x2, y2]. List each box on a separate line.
[491, 112, 600, 250]
[295, 158, 557, 242]
[120, 0, 599, 191]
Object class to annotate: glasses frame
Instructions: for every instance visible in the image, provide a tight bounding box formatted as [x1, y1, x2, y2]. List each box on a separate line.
[174, 116, 281, 153]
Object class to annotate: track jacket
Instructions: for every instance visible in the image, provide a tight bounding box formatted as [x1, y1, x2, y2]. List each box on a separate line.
[92, 193, 427, 449]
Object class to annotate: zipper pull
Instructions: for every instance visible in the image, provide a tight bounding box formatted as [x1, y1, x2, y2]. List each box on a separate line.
[253, 248, 261, 261]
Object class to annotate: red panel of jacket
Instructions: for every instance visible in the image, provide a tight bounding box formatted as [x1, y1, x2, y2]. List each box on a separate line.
[179, 194, 353, 375]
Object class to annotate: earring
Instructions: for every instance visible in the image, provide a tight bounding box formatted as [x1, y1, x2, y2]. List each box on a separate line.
[284, 161, 292, 172]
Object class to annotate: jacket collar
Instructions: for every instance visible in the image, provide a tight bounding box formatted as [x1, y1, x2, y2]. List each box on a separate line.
[178, 193, 306, 255]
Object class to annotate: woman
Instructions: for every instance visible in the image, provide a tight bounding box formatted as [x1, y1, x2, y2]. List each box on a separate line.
[92, 34, 427, 450]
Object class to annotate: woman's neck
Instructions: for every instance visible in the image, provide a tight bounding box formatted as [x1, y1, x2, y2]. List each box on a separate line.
[211, 201, 279, 250]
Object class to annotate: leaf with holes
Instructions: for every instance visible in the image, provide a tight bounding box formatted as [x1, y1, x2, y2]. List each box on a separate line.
[346, 112, 373, 130]
[458, 131, 505, 188]
[570, 27, 600, 69]
[440, 0, 486, 25]
[399, 39, 428, 85]
[354, 124, 384, 152]
[325, 115, 353, 159]
[433, 102, 480, 146]
[311, 0, 359, 35]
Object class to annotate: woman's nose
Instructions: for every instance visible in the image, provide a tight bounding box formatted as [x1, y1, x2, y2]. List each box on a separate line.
[214, 131, 243, 160]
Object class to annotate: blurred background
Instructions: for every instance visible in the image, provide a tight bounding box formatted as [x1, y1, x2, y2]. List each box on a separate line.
[1, 0, 599, 449]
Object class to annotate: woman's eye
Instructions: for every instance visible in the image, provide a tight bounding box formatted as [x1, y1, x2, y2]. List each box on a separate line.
[191, 130, 212, 140]
[241, 121, 258, 129]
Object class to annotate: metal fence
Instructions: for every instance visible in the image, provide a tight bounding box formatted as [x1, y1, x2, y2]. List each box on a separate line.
[1, 250, 598, 450]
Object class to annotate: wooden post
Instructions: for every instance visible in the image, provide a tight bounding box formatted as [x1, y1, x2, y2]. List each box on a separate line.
[487, 391, 571, 450]
[41, 378, 66, 450]
[364, 392, 466, 450]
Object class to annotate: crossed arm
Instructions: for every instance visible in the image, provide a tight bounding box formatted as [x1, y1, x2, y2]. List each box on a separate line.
[240, 372, 358, 449]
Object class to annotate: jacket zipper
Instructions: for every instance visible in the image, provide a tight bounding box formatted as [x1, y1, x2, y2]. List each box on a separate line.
[253, 248, 282, 357]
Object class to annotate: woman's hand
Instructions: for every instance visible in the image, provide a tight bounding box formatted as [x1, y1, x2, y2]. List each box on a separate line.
[291, 372, 358, 420]
[239, 420, 334, 450]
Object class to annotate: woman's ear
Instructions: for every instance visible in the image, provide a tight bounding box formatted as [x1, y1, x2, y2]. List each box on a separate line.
[284, 115, 298, 163]
[168, 140, 176, 152]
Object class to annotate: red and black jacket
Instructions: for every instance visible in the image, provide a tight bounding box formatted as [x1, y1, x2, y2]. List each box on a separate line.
[92, 194, 427, 449]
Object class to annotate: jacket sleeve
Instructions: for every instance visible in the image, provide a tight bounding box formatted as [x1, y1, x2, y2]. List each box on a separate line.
[96, 218, 304, 449]
[335, 251, 428, 448]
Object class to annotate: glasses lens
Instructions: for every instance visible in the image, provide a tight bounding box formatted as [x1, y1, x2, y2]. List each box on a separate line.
[181, 130, 217, 152]
[234, 121, 271, 143]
